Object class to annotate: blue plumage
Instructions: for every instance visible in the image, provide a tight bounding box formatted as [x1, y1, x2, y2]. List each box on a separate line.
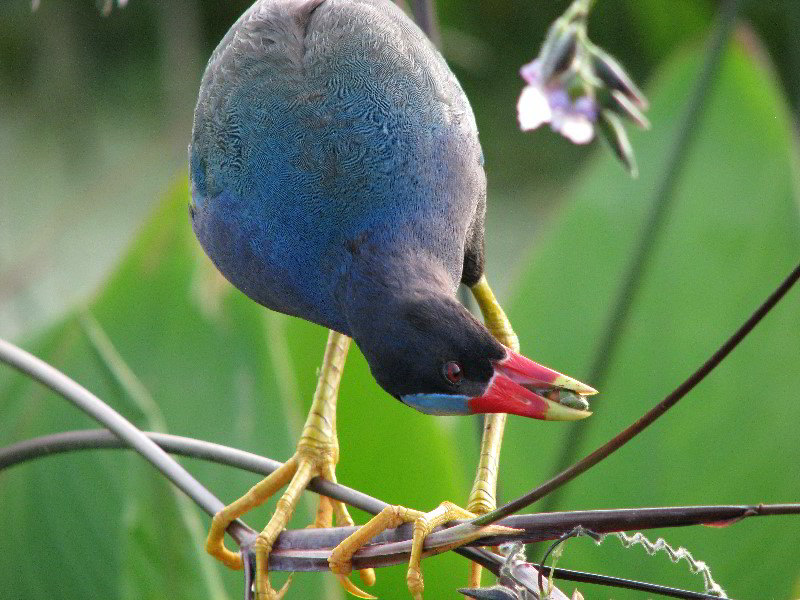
[191, 6, 594, 598]
[188, 0, 594, 416]
[190, 0, 486, 338]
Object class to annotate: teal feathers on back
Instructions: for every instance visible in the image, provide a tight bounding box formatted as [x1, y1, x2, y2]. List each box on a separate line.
[190, 0, 486, 336]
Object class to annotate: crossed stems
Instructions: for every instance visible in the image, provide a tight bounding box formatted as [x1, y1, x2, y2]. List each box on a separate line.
[3, 428, 800, 600]
[1, 261, 798, 597]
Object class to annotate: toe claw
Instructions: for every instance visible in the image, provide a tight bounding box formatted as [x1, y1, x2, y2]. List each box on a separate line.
[359, 567, 377, 587]
[338, 574, 378, 599]
[274, 574, 294, 600]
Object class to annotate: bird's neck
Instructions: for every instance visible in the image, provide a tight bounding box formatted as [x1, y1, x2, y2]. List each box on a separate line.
[337, 246, 456, 363]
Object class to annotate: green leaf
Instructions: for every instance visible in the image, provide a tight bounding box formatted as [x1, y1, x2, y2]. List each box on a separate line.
[501, 35, 800, 599]
[2, 19, 799, 600]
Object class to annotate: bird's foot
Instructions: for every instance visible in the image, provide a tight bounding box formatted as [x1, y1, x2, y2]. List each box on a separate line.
[307, 457, 377, 595]
[206, 444, 375, 599]
[204, 451, 312, 599]
[205, 330, 365, 598]
[330, 501, 514, 600]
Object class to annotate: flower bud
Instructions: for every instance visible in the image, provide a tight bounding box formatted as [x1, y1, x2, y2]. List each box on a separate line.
[591, 45, 648, 110]
[539, 24, 580, 82]
[597, 88, 650, 130]
[598, 109, 638, 177]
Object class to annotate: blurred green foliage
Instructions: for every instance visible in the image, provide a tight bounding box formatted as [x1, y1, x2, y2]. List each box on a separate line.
[2, 0, 799, 336]
[1, 1, 799, 600]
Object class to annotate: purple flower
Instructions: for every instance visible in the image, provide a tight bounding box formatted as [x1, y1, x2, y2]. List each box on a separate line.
[516, 0, 647, 175]
[517, 59, 597, 145]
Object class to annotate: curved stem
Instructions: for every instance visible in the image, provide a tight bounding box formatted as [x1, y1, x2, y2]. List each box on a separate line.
[466, 260, 800, 529]
[2, 428, 797, 558]
[410, 0, 441, 48]
[0, 336, 255, 546]
[519, 563, 726, 600]
[3, 428, 796, 598]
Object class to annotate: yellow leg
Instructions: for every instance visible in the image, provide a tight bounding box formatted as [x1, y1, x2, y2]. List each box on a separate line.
[205, 330, 375, 599]
[330, 501, 510, 600]
[326, 276, 519, 599]
[466, 274, 520, 589]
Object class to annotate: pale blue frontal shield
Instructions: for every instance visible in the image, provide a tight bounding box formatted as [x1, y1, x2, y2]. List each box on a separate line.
[401, 393, 472, 416]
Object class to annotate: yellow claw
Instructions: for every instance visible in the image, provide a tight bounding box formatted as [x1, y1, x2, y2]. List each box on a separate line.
[205, 331, 367, 600]
[274, 574, 293, 600]
[359, 567, 377, 587]
[338, 574, 378, 599]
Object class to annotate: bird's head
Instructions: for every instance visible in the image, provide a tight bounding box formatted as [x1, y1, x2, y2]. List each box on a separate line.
[352, 291, 595, 421]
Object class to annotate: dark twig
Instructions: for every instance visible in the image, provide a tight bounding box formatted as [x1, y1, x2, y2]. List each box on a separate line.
[543, 0, 742, 514]
[531, 564, 729, 600]
[0, 345, 504, 588]
[2, 253, 797, 591]
[0, 429, 387, 516]
[462, 260, 800, 529]
[2, 426, 795, 598]
[2, 427, 797, 568]
[3, 264, 798, 593]
[537, 527, 603, 597]
[0, 337, 256, 547]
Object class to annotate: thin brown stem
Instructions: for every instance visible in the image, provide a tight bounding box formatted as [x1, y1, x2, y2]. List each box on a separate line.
[4, 428, 797, 598]
[469, 260, 800, 527]
[3, 428, 797, 560]
[542, 0, 742, 514]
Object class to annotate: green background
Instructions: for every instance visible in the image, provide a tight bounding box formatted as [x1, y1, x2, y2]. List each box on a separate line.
[1, 1, 799, 599]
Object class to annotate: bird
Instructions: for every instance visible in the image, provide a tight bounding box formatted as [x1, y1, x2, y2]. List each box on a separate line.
[188, 0, 595, 598]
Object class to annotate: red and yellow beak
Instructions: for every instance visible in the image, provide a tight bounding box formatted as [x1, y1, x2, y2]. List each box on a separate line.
[468, 349, 596, 420]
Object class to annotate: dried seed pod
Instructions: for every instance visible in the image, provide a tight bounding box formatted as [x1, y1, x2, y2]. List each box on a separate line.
[609, 89, 651, 129]
[545, 389, 590, 411]
[598, 109, 638, 177]
[558, 390, 591, 411]
[591, 45, 649, 110]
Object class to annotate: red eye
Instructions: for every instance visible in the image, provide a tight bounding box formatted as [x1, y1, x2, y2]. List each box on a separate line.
[443, 361, 463, 384]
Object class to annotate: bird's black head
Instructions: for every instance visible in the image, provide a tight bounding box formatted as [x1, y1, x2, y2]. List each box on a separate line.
[366, 292, 505, 410]
[349, 290, 595, 420]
